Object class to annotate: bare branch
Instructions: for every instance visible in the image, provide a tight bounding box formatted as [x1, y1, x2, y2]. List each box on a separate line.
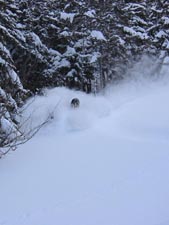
[0, 98, 61, 158]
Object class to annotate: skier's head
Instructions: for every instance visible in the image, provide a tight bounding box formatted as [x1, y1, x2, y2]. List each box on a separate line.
[70, 98, 80, 108]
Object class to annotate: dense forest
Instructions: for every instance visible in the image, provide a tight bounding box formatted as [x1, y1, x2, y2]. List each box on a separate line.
[0, 0, 169, 149]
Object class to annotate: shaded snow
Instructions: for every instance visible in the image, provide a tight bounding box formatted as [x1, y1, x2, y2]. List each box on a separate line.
[7, 68, 23, 89]
[60, 12, 76, 23]
[124, 3, 146, 11]
[90, 52, 100, 63]
[91, 30, 107, 41]
[0, 42, 10, 55]
[30, 32, 43, 47]
[60, 31, 70, 37]
[0, 117, 20, 139]
[0, 56, 5, 64]
[123, 26, 148, 40]
[64, 46, 76, 57]
[163, 56, 169, 64]
[1, 63, 169, 225]
[84, 10, 96, 18]
[162, 16, 169, 25]
[156, 30, 166, 39]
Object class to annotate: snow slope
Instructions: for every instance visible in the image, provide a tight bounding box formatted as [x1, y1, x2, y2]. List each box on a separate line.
[1, 75, 169, 225]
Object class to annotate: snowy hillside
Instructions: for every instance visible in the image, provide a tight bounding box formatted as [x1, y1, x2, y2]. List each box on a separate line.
[1, 72, 169, 225]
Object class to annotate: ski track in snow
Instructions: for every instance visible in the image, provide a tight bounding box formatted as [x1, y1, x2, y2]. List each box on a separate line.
[1, 77, 169, 225]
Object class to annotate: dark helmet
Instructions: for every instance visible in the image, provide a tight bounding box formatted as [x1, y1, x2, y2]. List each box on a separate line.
[70, 98, 80, 108]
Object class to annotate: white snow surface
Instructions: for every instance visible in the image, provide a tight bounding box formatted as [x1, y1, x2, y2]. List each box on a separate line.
[1, 68, 169, 225]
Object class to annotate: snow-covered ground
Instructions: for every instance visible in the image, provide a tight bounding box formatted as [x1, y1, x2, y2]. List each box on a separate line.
[1, 72, 169, 225]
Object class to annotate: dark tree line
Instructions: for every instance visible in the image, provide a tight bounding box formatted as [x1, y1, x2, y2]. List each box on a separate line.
[0, 0, 169, 148]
